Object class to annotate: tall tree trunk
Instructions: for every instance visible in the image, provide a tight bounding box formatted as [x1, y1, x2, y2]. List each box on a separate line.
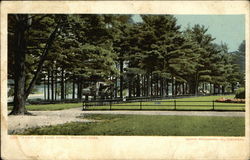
[147, 74, 150, 96]
[79, 80, 82, 100]
[10, 16, 62, 115]
[93, 81, 97, 100]
[128, 76, 132, 98]
[142, 75, 144, 97]
[72, 78, 75, 99]
[156, 77, 159, 96]
[61, 69, 65, 100]
[141, 75, 144, 96]
[187, 83, 190, 95]
[171, 77, 174, 96]
[114, 78, 117, 98]
[201, 82, 204, 93]
[110, 78, 113, 99]
[143, 75, 146, 96]
[184, 83, 186, 95]
[159, 78, 161, 96]
[182, 83, 184, 95]
[136, 75, 140, 97]
[231, 83, 234, 93]
[77, 79, 79, 99]
[195, 73, 199, 95]
[24, 18, 62, 99]
[175, 82, 178, 96]
[186, 83, 188, 95]
[51, 70, 54, 100]
[166, 79, 169, 96]
[64, 80, 67, 99]
[47, 70, 50, 100]
[55, 71, 57, 100]
[189, 81, 196, 95]
[218, 85, 221, 94]
[213, 84, 216, 94]
[44, 75, 46, 100]
[144, 75, 147, 97]
[119, 59, 123, 98]
[162, 78, 164, 96]
[12, 57, 28, 115]
[183, 83, 185, 95]
[10, 15, 29, 115]
[210, 83, 212, 95]
[132, 79, 135, 97]
[77, 78, 83, 100]
[150, 73, 153, 96]
[160, 78, 163, 97]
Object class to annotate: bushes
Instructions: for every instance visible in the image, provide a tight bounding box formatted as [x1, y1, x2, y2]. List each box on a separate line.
[235, 88, 245, 99]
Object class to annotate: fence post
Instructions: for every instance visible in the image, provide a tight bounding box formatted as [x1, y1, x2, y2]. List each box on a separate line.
[110, 101, 112, 110]
[174, 100, 176, 110]
[212, 100, 214, 110]
[140, 101, 142, 110]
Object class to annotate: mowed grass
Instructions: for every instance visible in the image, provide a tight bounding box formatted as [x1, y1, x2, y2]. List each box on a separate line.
[8, 95, 245, 111]
[85, 95, 245, 111]
[20, 114, 245, 136]
[8, 103, 82, 111]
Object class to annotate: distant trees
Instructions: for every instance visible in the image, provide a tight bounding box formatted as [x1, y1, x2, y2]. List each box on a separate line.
[234, 40, 245, 73]
[228, 40, 245, 90]
[8, 14, 245, 115]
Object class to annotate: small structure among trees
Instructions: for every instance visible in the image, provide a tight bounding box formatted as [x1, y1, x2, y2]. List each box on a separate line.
[8, 14, 245, 115]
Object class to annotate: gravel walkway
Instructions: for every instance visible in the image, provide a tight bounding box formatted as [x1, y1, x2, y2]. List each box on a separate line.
[8, 107, 93, 134]
[8, 107, 245, 134]
[82, 110, 245, 117]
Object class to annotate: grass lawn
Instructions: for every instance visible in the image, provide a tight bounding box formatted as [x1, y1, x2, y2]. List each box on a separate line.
[19, 114, 245, 136]
[8, 95, 245, 111]
[8, 103, 82, 111]
[85, 95, 245, 111]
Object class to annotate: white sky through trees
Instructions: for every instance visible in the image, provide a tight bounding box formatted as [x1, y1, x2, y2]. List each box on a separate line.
[132, 14, 245, 52]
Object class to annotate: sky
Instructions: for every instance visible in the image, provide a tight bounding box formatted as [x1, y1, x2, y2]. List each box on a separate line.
[133, 15, 245, 52]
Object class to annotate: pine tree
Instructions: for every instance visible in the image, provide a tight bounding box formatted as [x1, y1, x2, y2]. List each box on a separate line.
[182, 24, 220, 95]
[8, 14, 65, 115]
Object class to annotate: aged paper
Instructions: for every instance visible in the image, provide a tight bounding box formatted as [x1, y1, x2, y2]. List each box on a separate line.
[1, 1, 249, 159]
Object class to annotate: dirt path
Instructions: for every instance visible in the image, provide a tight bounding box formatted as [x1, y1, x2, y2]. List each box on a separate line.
[8, 107, 245, 134]
[82, 110, 245, 117]
[8, 107, 93, 134]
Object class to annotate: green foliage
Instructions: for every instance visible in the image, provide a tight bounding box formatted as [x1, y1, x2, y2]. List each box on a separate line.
[8, 14, 246, 110]
[235, 88, 245, 99]
[234, 40, 245, 72]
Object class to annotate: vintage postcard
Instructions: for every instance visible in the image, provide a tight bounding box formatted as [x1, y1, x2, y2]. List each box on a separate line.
[1, 1, 249, 159]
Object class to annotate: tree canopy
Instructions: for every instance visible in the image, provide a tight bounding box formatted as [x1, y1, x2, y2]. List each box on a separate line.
[8, 14, 245, 115]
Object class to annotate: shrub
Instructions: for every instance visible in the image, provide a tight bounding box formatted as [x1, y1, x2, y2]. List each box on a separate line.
[235, 88, 245, 99]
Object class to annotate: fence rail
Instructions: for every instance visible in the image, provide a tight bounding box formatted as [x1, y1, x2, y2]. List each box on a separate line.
[82, 99, 245, 111]
[7, 93, 234, 105]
